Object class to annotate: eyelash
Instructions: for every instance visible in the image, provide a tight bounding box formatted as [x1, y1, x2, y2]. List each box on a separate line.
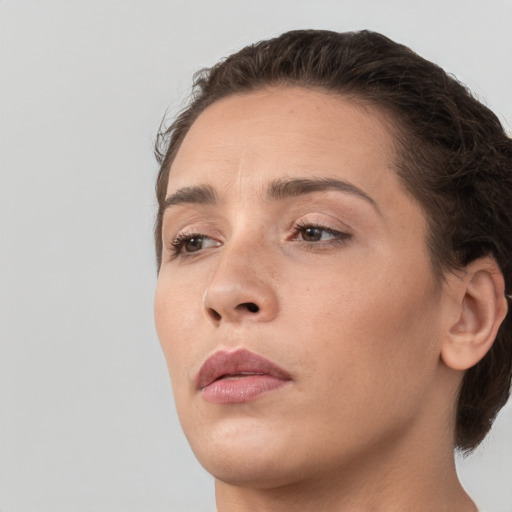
[168, 223, 351, 259]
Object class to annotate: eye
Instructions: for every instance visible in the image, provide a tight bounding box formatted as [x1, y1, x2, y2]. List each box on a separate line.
[170, 232, 221, 256]
[299, 226, 332, 242]
[292, 222, 351, 244]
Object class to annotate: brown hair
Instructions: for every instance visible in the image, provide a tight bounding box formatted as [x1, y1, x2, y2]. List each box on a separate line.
[154, 29, 512, 452]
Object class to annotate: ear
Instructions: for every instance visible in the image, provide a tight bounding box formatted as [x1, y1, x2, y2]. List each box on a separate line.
[441, 257, 508, 371]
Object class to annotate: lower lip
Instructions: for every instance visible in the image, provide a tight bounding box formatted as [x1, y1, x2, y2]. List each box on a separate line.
[201, 375, 289, 404]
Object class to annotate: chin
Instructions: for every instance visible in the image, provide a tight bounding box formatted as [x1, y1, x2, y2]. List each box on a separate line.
[202, 453, 305, 490]
[185, 418, 308, 489]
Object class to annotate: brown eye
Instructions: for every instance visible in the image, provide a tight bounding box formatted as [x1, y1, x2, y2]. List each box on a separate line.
[171, 233, 221, 257]
[184, 236, 204, 252]
[301, 227, 323, 242]
[293, 223, 351, 245]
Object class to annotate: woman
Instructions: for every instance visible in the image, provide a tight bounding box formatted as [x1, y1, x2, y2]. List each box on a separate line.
[153, 30, 511, 511]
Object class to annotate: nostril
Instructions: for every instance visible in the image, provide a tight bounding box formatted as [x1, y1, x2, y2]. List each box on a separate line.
[240, 302, 259, 313]
[207, 308, 222, 321]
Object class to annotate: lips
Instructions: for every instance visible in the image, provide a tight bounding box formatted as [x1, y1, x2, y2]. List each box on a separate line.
[195, 348, 292, 404]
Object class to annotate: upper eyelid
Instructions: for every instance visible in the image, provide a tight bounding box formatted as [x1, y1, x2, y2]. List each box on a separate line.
[166, 217, 351, 237]
[291, 212, 353, 232]
[162, 214, 221, 239]
[163, 208, 354, 237]
[294, 222, 340, 233]
[292, 223, 352, 239]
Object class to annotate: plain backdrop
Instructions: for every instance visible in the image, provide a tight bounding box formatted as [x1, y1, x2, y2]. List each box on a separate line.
[1, 1, 511, 511]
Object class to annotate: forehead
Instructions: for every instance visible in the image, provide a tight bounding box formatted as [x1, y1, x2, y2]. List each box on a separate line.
[167, 86, 400, 198]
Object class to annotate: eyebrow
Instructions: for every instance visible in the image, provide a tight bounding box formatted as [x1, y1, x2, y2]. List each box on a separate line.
[163, 184, 217, 210]
[162, 177, 378, 214]
[266, 177, 378, 209]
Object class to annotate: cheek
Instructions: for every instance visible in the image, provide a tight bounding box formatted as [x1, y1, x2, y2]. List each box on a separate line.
[154, 275, 202, 383]
[291, 258, 441, 394]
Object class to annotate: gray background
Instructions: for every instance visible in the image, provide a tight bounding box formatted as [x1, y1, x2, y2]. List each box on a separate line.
[0, 1, 511, 511]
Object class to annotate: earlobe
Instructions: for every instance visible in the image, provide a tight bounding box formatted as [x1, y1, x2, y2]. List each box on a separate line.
[441, 257, 508, 371]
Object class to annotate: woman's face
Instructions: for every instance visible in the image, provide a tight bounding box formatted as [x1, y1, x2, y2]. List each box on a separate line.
[154, 87, 452, 487]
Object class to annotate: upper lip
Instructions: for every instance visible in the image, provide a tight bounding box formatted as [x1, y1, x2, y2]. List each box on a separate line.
[195, 348, 292, 390]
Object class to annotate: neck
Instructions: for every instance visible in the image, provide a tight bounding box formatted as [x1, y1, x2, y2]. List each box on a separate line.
[215, 421, 477, 512]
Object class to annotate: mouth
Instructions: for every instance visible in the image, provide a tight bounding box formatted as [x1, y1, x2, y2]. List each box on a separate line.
[195, 348, 292, 404]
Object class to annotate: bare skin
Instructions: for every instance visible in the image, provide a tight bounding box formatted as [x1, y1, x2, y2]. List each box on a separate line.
[154, 87, 505, 511]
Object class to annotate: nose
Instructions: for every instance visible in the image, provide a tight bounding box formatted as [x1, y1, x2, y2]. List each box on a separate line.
[202, 243, 279, 326]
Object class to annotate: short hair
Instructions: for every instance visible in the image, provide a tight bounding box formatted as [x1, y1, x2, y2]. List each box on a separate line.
[154, 29, 512, 452]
